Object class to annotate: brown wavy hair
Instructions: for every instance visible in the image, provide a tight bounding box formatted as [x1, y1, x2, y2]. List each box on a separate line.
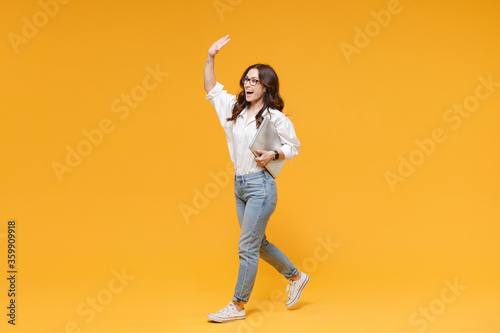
[226, 64, 284, 129]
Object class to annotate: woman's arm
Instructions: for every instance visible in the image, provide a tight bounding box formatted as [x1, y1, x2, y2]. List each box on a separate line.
[204, 35, 230, 93]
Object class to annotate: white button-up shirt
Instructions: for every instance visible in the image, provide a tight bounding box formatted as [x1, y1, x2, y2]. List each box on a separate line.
[206, 82, 300, 176]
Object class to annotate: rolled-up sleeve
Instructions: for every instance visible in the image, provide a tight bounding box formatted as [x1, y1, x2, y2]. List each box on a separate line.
[205, 82, 236, 129]
[274, 113, 300, 161]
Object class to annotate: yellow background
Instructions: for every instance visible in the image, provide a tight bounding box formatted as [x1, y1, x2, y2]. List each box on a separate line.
[1, 0, 499, 332]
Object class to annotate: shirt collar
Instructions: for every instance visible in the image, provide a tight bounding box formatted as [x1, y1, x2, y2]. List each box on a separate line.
[238, 108, 257, 126]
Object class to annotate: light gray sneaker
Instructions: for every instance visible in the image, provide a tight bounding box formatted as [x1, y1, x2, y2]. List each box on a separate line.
[286, 272, 310, 308]
[207, 302, 246, 323]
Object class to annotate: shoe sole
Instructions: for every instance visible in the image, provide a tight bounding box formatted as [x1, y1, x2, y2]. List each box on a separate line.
[207, 314, 245, 323]
[286, 274, 310, 308]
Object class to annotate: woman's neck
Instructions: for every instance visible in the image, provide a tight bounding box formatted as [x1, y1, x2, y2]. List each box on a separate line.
[247, 99, 265, 114]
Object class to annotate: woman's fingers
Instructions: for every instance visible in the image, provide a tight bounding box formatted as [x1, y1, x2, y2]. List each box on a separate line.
[254, 150, 273, 166]
[218, 34, 230, 43]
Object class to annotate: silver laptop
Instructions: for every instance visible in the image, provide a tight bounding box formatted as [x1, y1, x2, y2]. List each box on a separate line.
[249, 116, 286, 179]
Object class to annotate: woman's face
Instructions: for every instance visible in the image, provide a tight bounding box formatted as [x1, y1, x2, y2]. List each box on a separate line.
[244, 68, 266, 104]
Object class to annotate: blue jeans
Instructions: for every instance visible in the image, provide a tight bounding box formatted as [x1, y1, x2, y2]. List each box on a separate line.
[232, 170, 298, 304]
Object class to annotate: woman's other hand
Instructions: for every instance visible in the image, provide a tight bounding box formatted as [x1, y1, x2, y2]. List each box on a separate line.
[254, 150, 275, 166]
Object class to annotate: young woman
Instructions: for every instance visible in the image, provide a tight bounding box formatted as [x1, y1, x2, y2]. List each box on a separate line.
[204, 35, 309, 323]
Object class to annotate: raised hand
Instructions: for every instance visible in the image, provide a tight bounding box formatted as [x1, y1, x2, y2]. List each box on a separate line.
[208, 35, 230, 58]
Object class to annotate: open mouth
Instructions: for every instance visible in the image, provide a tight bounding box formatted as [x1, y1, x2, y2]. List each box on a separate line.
[246, 90, 254, 97]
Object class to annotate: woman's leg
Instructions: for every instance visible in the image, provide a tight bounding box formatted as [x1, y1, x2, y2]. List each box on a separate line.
[232, 172, 277, 304]
[259, 235, 298, 279]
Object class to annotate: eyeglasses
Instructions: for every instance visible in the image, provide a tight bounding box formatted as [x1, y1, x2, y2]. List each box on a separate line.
[242, 77, 261, 86]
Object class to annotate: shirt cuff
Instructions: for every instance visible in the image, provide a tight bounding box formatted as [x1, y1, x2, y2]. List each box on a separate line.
[205, 82, 224, 100]
[281, 144, 292, 161]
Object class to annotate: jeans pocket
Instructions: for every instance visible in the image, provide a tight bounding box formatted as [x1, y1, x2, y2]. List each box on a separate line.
[245, 178, 266, 198]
